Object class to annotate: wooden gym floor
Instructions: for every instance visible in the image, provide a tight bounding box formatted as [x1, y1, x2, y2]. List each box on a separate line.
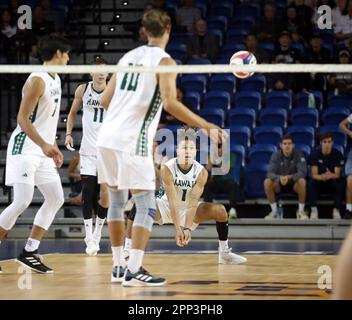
[0, 253, 334, 300]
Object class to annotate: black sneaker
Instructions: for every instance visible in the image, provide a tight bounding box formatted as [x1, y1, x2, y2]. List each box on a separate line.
[122, 267, 166, 287]
[16, 249, 53, 274]
[0, 265, 2, 273]
[343, 210, 352, 219]
[111, 265, 126, 283]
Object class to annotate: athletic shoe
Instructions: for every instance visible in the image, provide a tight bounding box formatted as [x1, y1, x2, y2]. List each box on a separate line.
[310, 209, 319, 220]
[93, 233, 101, 252]
[16, 249, 53, 274]
[111, 265, 126, 283]
[333, 210, 341, 220]
[296, 210, 309, 220]
[343, 210, 352, 219]
[228, 208, 237, 219]
[264, 210, 282, 220]
[85, 237, 98, 256]
[0, 265, 2, 273]
[219, 247, 247, 265]
[122, 267, 166, 287]
[123, 248, 130, 261]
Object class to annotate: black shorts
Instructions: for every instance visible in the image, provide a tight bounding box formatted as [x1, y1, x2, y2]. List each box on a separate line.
[280, 182, 295, 194]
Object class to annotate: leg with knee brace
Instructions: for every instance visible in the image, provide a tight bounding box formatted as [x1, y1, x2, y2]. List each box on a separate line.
[133, 191, 156, 232]
[0, 183, 34, 230]
[81, 175, 98, 220]
[107, 189, 128, 222]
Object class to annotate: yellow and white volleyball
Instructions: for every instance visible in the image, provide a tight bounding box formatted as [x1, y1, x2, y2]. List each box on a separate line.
[229, 50, 257, 79]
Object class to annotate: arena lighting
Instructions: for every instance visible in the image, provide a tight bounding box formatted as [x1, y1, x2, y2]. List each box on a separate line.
[109, 26, 115, 32]
[103, 41, 109, 46]
[122, 1, 128, 6]
[115, 13, 120, 19]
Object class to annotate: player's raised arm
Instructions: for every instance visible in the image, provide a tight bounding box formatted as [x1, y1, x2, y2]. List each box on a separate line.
[183, 168, 208, 245]
[65, 83, 85, 149]
[160, 164, 184, 247]
[100, 73, 117, 110]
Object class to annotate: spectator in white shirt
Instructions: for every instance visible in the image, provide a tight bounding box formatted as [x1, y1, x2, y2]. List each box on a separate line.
[335, 0, 352, 46]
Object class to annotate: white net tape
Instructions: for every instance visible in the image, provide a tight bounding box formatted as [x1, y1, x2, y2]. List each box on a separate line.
[0, 64, 350, 74]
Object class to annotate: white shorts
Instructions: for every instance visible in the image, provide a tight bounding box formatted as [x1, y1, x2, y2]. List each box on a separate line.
[97, 147, 156, 190]
[80, 154, 97, 176]
[5, 154, 60, 187]
[156, 197, 199, 231]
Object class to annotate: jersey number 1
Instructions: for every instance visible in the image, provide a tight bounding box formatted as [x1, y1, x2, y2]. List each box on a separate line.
[93, 108, 104, 123]
[181, 189, 187, 201]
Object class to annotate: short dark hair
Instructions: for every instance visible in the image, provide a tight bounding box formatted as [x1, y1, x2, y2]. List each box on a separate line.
[91, 55, 108, 65]
[142, 8, 171, 38]
[177, 127, 197, 146]
[319, 132, 334, 142]
[280, 134, 293, 143]
[38, 34, 71, 61]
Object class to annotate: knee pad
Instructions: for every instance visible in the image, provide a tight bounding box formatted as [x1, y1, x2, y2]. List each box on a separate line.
[133, 191, 156, 232]
[107, 189, 128, 222]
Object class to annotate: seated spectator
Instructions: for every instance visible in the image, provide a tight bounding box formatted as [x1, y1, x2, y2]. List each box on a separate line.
[186, 18, 219, 63]
[264, 135, 308, 220]
[39, 0, 64, 32]
[328, 50, 352, 95]
[332, 0, 348, 27]
[339, 114, 352, 219]
[245, 33, 270, 63]
[335, 0, 352, 46]
[68, 153, 82, 199]
[203, 143, 238, 219]
[291, 0, 314, 26]
[32, 5, 55, 38]
[0, 9, 17, 63]
[284, 5, 312, 42]
[176, 0, 201, 33]
[254, 2, 283, 43]
[308, 132, 345, 220]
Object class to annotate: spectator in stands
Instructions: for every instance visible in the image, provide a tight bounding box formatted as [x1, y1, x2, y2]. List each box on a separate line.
[7, 0, 21, 20]
[284, 5, 312, 42]
[32, 5, 55, 37]
[160, 87, 188, 126]
[0, 9, 17, 63]
[291, 0, 314, 26]
[245, 33, 270, 63]
[332, 0, 348, 26]
[264, 135, 308, 220]
[328, 50, 352, 95]
[308, 132, 345, 220]
[186, 18, 219, 63]
[39, 0, 63, 32]
[254, 2, 283, 43]
[176, 0, 201, 33]
[339, 115, 352, 219]
[203, 143, 238, 219]
[335, 0, 352, 46]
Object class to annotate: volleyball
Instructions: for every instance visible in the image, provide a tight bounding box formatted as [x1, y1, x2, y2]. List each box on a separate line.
[229, 50, 257, 79]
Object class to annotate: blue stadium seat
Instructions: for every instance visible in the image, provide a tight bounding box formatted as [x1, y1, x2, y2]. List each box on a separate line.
[209, 74, 236, 95]
[318, 29, 335, 46]
[187, 58, 212, 65]
[230, 16, 256, 29]
[210, 3, 234, 20]
[169, 33, 192, 45]
[180, 75, 207, 96]
[290, 43, 305, 56]
[228, 108, 256, 129]
[239, 74, 266, 93]
[227, 28, 249, 43]
[291, 108, 319, 128]
[183, 91, 201, 111]
[235, 3, 260, 18]
[204, 91, 231, 113]
[206, 15, 228, 32]
[265, 91, 292, 111]
[207, 28, 223, 47]
[319, 125, 347, 147]
[166, 43, 187, 62]
[295, 91, 323, 111]
[287, 125, 315, 147]
[259, 108, 287, 129]
[294, 144, 311, 159]
[322, 107, 350, 125]
[334, 145, 345, 157]
[230, 144, 246, 167]
[257, 42, 275, 56]
[254, 126, 283, 146]
[229, 125, 251, 149]
[199, 108, 225, 127]
[194, 1, 207, 16]
[220, 43, 246, 60]
[234, 91, 261, 112]
[248, 144, 277, 165]
[328, 95, 352, 110]
[244, 164, 268, 198]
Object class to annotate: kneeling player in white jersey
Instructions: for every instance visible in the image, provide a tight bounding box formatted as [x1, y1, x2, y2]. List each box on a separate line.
[65, 57, 109, 256]
[0, 35, 70, 273]
[128, 129, 247, 264]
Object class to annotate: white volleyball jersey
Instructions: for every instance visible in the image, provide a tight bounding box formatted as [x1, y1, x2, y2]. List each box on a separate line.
[157, 158, 205, 210]
[97, 45, 170, 157]
[8, 72, 61, 157]
[79, 82, 105, 156]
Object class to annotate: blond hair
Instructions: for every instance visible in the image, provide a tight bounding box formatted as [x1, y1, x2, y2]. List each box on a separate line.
[142, 9, 171, 38]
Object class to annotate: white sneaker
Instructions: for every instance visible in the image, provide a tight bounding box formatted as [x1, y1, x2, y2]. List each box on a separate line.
[333, 210, 341, 220]
[310, 209, 319, 220]
[218, 248, 247, 265]
[228, 208, 237, 219]
[264, 211, 281, 220]
[85, 237, 98, 256]
[123, 248, 130, 261]
[296, 210, 309, 220]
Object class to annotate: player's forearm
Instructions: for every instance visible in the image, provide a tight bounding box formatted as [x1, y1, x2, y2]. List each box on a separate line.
[66, 111, 76, 135]
[184, 207, 197, 229]
[17, 117, 46, 148]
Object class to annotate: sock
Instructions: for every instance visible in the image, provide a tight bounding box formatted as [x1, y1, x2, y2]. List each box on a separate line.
[216, 221, 228, 241]
[298, 203, 305, 213]
[124, 238, 132, 250]
[347, 203, 352, 211]
[128, 249, 144, 274]
[94, 217, 105, 237]
[333, 208, 340, 214]
[311, 206, 318, 212]
[24, 238, 40, 252]
[111, 246, 126, 268]
[270, 202, 277, 213]
[219, 240, 229, 251]
[84, 218, 93, 239]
